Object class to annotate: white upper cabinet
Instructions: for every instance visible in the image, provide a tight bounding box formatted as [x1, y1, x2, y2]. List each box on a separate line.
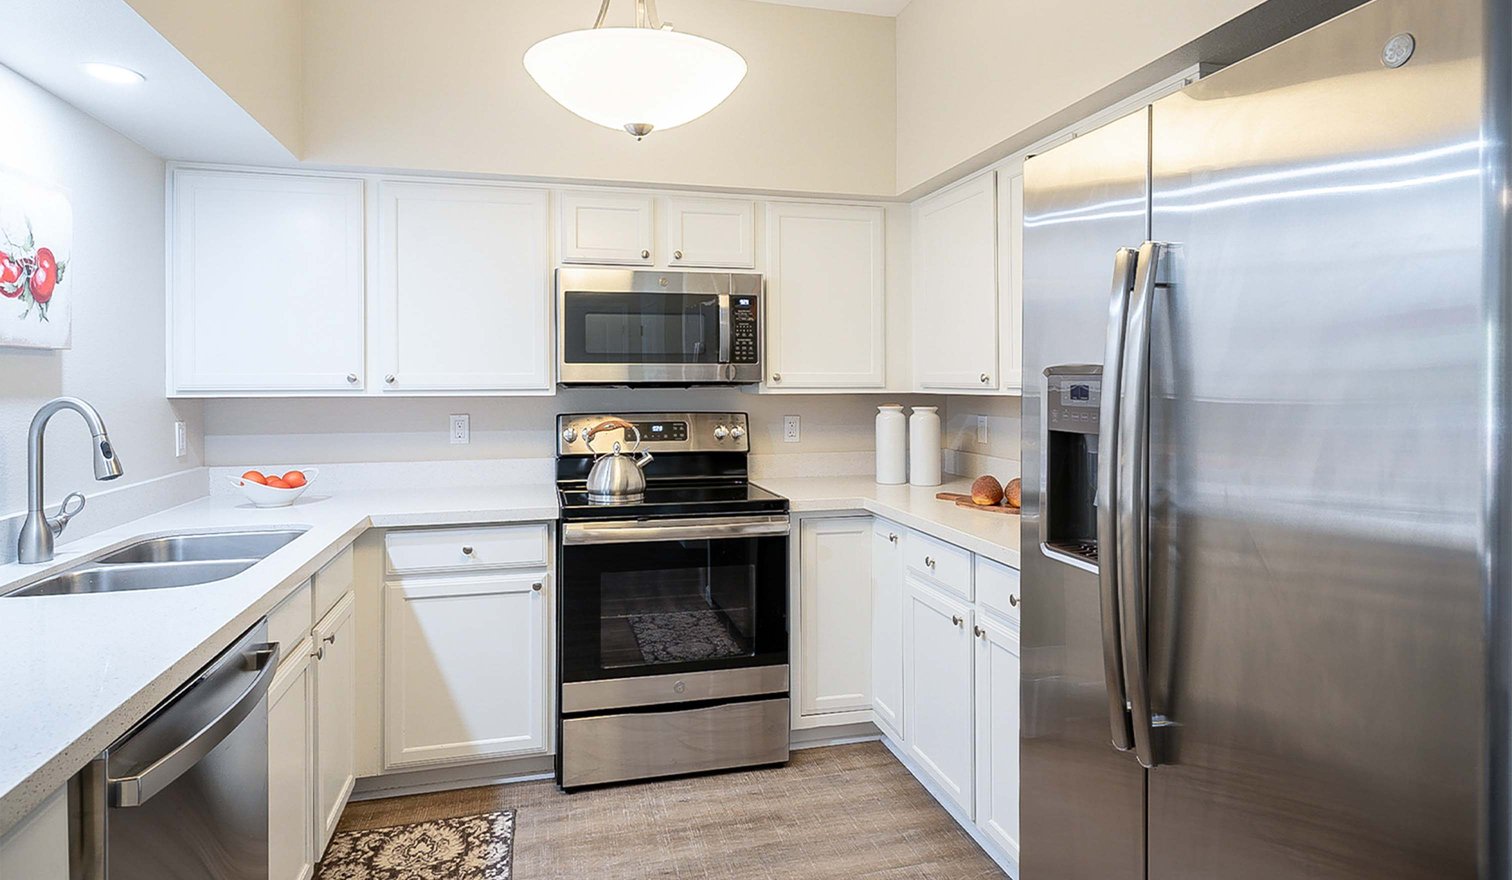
[170, 169, 366, 394]
[665, 197, 756, 268]
[376, 181, 550, 392]
[913, 172, 999, 391]
[998, 166, 1025, 393]
[764, 202, 886, 389]
[558, 191, 655, 265]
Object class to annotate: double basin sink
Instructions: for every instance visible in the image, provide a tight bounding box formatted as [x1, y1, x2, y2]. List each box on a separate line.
[4, 529, 308, 598]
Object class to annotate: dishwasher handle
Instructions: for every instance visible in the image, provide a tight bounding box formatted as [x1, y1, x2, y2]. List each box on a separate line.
[108, 643, 278, 807]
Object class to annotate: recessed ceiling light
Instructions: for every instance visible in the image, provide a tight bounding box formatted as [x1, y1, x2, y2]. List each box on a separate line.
[82, 63, 145, 85]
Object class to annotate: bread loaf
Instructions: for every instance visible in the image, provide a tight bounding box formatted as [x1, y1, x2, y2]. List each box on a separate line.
[971, 475, 1004, 506]
[1004, 477, 1022, 509]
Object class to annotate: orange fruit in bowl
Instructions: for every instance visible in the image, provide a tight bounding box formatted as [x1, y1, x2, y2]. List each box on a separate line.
[242, 470, 268, 485]
[282, 470, 307, 488]
[265, 477, 292, 489]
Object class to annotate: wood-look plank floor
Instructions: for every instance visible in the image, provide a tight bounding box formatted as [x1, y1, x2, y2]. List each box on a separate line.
[334, 742, 1007, 879]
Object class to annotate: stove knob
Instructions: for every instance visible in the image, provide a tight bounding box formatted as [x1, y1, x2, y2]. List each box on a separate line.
[562, 427, 578, 443]
[730, 425, 746, 440]
[713, 425, 729, 441]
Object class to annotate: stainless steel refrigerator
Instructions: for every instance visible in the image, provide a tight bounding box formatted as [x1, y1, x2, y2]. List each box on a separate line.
[1019, 0, 1505, 876]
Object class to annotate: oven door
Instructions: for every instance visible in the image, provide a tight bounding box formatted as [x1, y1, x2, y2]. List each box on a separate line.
[558, 287, 730, 384]
[559, 516, 789, 708]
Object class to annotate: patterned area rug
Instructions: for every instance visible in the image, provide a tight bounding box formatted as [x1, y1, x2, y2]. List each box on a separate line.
[316, 810, 515, 880]
[629, 609, 744, 663]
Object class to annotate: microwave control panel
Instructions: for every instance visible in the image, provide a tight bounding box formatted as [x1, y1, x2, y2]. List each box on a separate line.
[731, 296, 759, 364]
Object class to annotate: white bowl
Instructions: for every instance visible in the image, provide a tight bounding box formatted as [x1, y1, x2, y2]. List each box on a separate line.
[227, 468, 320, 508]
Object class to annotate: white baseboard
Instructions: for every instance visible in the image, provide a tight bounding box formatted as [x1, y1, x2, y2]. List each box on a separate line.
[351, 754, 556, 801]
[879, 736, 1019, 879]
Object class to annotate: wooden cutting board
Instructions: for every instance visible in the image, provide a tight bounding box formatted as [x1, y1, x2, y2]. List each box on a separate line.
[936, 492, 1020, 516]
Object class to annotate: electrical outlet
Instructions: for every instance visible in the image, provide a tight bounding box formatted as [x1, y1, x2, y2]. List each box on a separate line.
[783, 415, 801, 443]
[976, 415, 989, 446]
[174, 421, 188, 458]
[449, 414, 470, 445]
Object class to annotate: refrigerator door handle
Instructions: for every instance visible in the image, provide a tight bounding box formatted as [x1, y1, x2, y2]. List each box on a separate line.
[1098, 246, 1140, 753]
[1118, 239, 1167, 769]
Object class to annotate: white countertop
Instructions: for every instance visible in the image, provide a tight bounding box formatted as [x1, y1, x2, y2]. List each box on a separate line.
[0, 474, 1018, 837]
[753, 475, 1021, 567]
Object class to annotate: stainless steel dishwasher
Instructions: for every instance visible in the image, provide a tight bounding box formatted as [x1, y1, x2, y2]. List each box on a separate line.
[76, 620, 278, 880]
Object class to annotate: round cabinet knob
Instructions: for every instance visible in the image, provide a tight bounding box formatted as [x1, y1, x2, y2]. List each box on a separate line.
[772, 373, 782, 383]
[323, 632, 338, 645]
[980, 373, 991, 384]
[312, 645, 326, 660]
[888, 533, 898, 543]
[640, 249, 651, 260]
[532, 582, 543, 592]
[384, 374, 397, 384]
[924, 556, 936, 569]
[713, 425, 729, 440]
[730, 425, 746, 440]
[562, 427, 579, 443]
[461, 545, 475, 557]
[673, 250, 684, 260]
[973, 625, 985, 638]
[346, 373, 359, 384]
[952, 614, 964, 627]
[1009, 593, 1020, 607]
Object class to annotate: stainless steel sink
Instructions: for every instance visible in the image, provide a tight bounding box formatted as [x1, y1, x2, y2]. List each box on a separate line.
[94, 530, 306, 565]
[8, 560, 261, 597]
[3, 528, 309, 598]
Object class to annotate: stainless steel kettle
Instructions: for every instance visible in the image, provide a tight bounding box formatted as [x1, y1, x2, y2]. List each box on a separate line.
[584, 418, 654, 503]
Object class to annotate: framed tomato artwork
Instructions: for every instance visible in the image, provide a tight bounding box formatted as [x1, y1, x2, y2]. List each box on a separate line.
[0, 167, 73, 349]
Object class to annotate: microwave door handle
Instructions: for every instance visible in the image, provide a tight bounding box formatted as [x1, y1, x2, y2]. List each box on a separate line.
[718, 294, 732, 363]
[1118, 240, 1167, 769]
[1098, 246, 1139, 753]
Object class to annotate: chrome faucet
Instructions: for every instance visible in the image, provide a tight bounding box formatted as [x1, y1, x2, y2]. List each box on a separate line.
[17, 397, 124, 564]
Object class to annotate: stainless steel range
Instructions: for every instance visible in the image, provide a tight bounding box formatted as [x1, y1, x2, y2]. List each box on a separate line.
[554, 412, 790, 790]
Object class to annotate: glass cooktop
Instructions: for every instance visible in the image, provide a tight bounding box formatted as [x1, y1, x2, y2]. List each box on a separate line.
[557, 480, 788, 521]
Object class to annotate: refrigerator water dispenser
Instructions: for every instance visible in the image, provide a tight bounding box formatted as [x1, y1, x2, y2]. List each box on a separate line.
[1043, 366, 1101, 566]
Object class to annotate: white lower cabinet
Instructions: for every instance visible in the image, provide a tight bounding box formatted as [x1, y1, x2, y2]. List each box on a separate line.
[384, 573, 548, 768]
[870, 521, 905, 740]
[269, 641, 317, 880]
[315, 593, 358, 851]
[796, 517, 874, 721]
[904, 573, 976, 815]
[0, 787, 68, 880]
[974, 613, 1022, 862]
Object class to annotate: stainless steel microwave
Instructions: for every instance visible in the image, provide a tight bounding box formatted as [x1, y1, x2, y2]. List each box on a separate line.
[556, 268, 763, 386]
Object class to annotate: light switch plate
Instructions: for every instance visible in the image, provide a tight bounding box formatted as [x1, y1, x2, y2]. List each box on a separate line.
[783, 415, 800, 443]
[174, 421, 188, 458]
[449, 414, 470, 445]
[976, 415, 989, 446]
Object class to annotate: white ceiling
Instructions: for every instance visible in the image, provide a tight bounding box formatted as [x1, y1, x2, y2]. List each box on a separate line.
[744, 0, 912, 16]
[0, 0, 295, 165]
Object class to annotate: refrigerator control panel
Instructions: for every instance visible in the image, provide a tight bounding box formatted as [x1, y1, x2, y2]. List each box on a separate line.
[1047, 372, 1101, 436]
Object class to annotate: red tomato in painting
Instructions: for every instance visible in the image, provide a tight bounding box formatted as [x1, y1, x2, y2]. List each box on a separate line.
[29, 248, 57, 302]
[0, 254, 20, 298]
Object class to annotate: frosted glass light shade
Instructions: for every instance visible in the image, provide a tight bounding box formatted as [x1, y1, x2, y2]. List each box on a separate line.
[524, 27, 747, 137]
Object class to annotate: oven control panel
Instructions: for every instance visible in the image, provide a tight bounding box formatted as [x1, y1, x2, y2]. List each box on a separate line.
[558, 412, 750, 455]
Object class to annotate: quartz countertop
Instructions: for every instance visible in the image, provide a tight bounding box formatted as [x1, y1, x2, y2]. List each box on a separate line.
[753, 475, 1022, 567]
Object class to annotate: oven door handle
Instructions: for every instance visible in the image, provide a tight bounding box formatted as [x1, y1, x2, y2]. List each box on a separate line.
[563, 515, 791, 545]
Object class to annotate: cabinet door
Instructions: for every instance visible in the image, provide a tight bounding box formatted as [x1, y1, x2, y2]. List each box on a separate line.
[975, 614, 1021, 862]
[998, 167, 1024, 393]
[384, 573, 547, 768]
[764, 203, 886, 389]
[913, 173, 999, 391]
[314, 593, 356, 853]
[797, 517, 873, 719]
[170, 169, 365, 393]
[269, 643, 316, 880]
[665, 197, 755, 268]
[558, 192, 654, 264]
[904, 575, 975, 814]
[376, 181, 550, 391]
[871, 521, 905, 740]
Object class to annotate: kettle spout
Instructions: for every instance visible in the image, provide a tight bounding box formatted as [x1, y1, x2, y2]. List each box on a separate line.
[636, 451, 654, 467]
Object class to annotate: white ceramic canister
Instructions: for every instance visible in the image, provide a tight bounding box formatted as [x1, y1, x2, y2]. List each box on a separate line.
[909, 406, 942, 487]
[875, 404, 907, 484]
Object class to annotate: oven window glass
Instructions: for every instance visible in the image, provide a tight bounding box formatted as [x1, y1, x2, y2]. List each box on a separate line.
[562, 292, 720, 364]
[560, 534, 788, 681]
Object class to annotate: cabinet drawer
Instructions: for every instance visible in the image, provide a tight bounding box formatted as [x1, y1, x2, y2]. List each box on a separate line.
[385, 524, 548, 574]
[268, 578, 312, 654]
[313, 545, 354, 622]
[904, 529, 973, 601]
[975, 556, 1021, 623]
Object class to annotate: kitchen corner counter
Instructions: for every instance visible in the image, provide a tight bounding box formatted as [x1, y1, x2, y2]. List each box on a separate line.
[0, 485, 559, 839]
[752, 475, 1021, 568]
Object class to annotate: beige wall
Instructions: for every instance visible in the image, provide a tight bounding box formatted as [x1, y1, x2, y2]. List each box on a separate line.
[301, 0, 896, 196]
[126, 0, 305, 153]
[942, 395, 1021, 480]
[894, 0, 1265, 193]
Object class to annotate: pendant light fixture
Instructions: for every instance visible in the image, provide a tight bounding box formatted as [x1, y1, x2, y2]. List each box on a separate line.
[523, 0, 747, 140]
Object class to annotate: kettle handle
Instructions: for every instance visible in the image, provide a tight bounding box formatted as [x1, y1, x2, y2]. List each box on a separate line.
[584, 418, 641, 455]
